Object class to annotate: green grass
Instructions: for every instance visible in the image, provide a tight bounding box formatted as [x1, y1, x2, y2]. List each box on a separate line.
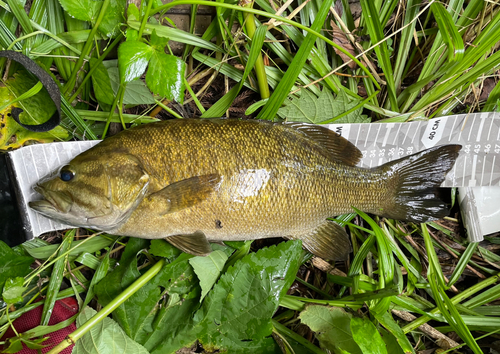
[1, 0, 500, 353]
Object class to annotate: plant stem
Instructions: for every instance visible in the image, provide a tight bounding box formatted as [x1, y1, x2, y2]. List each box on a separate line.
[47, 258, 166, 354]
[138, 0, 154, 39]
[63, 0, 111, 96]
[102, 85, 124, 138]
[242, 0, 269, 99]
[402, 272, 500, 333]
[150, 0, 377, 88]
[69, 33, 123, 103]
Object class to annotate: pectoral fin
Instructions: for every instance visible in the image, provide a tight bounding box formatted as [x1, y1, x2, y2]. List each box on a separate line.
[166, 231, 212, 256]
[148, 174, 220, 214]
[288, 220, 352, 261]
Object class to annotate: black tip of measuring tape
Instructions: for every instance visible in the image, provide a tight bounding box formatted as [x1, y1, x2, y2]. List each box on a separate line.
[0, 50, 61, 133]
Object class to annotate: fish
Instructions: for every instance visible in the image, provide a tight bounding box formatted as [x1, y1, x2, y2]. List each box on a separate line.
[29, 119, 461, 260]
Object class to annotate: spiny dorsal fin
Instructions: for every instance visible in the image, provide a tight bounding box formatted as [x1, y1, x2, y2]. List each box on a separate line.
[147, 174, 221, 214]
[288, 220, 351, 261]
[285, 122, 362, 166]
[166, 231, 212, 256]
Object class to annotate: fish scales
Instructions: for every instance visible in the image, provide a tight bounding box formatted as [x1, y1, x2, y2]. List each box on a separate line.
[107, 120, 382, 238]
[29, 119, 461, 260]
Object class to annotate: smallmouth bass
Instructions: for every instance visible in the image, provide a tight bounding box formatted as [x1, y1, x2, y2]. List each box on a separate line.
[30, 119, 461, 260]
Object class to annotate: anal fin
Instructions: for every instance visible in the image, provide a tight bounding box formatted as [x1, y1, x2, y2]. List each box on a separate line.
[288, 220, 351, 261]
[166, 231, 212, 256]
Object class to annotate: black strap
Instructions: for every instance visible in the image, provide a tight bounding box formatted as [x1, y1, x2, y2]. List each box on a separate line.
[0, 50, 61, 132]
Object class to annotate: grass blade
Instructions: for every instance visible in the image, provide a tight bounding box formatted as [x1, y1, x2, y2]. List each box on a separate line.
[447, 242, 478, 288]
[430, 2, 464, 63]
[201, 24, 267, 117]
[359, 0, 398, 111]
[256, 0, 333, 120]
[40, 231, 74, 326]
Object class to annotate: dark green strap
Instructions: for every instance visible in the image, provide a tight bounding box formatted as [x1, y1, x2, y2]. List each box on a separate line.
[0, 50, 61, 132]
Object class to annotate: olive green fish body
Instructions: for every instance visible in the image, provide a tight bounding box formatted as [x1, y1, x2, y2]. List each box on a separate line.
[30, 119, 461, 260]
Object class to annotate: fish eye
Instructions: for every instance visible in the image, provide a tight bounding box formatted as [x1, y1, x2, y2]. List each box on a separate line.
[60, 166, 75, 182]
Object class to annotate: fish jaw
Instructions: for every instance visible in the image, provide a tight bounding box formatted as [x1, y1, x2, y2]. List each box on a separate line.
[29, 184, 86, 226]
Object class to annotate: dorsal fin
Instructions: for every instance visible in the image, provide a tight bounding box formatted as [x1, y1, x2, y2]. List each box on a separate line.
[285, 122, 362, 166]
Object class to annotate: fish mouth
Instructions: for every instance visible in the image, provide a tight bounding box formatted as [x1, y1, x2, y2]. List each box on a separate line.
[29, 185, 73, 215]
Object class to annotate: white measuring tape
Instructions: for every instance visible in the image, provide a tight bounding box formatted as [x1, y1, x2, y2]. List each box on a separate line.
[8, 113, 500, 241]
[327, 112, 500, 187]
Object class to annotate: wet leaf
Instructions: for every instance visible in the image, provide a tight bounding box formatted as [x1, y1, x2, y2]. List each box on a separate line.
[74, 306, 150, 354]
[148, 239, 181, 260]
[57, 0, 101, 22]
[0, 241, 33, 293]
[299, 305, 362, 354]
[149, 30, 169, 51]
[94, 238, 160, 341]
[98, 0, 126, 37]
[95, 241, 199, 343]
[127, 3, 140, 21]
[189, 250, 229, 302]
[145, 52, 186, 103]
[2, 277, 26, 304]
[1, 337, 23, 353]
[107, 67, 155, 105]
[90, 58, 114, 109]
[0, 70, 69, 150]
[278, 89, 369, 124]
[118, 41, 154, 84]
[148, 240, 302, 354]
[350, 317, 388, 354]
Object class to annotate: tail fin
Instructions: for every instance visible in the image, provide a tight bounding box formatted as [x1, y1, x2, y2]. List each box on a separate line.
[380, 144, 461, 222]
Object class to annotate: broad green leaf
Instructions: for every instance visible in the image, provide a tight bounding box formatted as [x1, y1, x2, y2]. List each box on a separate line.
[430, 2, 465, 63]
[74, 306, 150, 354]
[278, 90, 369, 124]
[299, 305, 362, 354]
[1, 337, 23, 353]
[127, 3, 140, 21]
[94, 238, 161, 341]
[141, 288, 201, 351]
[2, 277, 26, 304]
[107, 67, 155, 105]
[0, 70, 69, 150]
[148, 239, 181, 260]
[90, 58, 114, 108]
[189, 250, 229, 302]
[350, 317, 388, 354]
[118, 41, 154, 84]
[98, 0, 125, 37]
[96, 242, 198, 343]
[150, 30, 168, 51]
[145, 52, 186, 103]
[57, 0, 101, 22]
[149, 240, 302, 354]
[0, 241, 33, 292]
